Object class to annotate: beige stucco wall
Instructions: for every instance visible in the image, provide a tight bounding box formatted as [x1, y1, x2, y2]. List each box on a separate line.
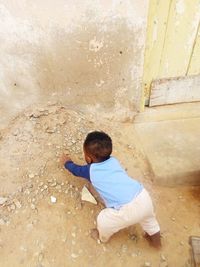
[0, 0, 148, 126]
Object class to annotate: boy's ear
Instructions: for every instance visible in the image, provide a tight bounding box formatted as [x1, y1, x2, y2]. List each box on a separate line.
[86, 155, 92, 164]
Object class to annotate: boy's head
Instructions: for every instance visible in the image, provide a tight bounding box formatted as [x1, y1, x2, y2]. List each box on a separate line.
[83, 131, 112, 163]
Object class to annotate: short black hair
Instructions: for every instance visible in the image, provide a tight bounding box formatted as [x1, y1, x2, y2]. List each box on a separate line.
[84, 131, 112, 162]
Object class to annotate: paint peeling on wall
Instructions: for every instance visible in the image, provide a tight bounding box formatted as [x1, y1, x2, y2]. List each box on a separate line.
[175, 0, 185, 15]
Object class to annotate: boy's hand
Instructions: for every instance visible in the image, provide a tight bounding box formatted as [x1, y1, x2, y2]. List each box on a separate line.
[60, 154, 72, 166]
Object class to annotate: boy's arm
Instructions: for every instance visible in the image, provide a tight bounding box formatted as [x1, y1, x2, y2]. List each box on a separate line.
[64, 160, 90, 181]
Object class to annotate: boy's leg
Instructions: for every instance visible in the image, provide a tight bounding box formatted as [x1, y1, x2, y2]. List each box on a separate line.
[140, 214, 161, 248]
[96, 207, 131, 243]
[144, 231, 161, 248]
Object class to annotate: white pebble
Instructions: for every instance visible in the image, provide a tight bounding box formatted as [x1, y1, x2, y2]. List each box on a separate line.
[0, 197, 7, 205]
[50, 196, 57, 203]
[71, 253, 79, 259]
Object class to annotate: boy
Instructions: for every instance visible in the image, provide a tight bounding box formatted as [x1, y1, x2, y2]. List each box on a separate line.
[61, 131, 161, 248]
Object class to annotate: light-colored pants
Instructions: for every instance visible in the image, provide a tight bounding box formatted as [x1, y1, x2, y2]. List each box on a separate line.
[97, 188, 160, 242]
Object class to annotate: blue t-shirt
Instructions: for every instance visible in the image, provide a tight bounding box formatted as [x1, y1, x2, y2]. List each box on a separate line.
[65, 156, 143, 209]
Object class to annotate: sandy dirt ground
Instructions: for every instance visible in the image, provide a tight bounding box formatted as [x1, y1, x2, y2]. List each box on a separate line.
[0, 103, 199, 267]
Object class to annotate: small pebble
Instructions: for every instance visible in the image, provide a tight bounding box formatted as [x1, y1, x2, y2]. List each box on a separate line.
[50, 196, 57, 203]
[56, 185, 62, 190]
[31, 204, 36, 210]
[144, 262, 151, 267]
[160, 254, 166, 261]
[38, 252, 44, 262]
[13, 199, 22, 209]
[0, 197, 7, 205]
[71, 232, 76, 238]
[29, 173, 35, 179]
[71, 253, 79, 259]
[0, 218, 5, 225]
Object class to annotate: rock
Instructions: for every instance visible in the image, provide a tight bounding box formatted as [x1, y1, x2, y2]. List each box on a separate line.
[20, 246, 27, 252]
[13, 199, 22, 209]
[46, 128, 55, 134]
[50, 182, 57, 187]
[81, 186, 97, 205]
[38, 252, 44, 262]
[144, 262, 151, 267]
[121, 244, 127, 253]
[12, 129, 20, 136]
[65, 189, 69, 194]
[131, 252, 138, 257]
[71, 232, 76, 238]
[0, 197, 7, 205]
[129, 234, 138, 243]
[50, 196, 57, 203]
[31, 204, 36, 210]
[56, 185, 62, 190]
[71, 253, 79, 259]
[10, 204, 16, 210]
[0, 218, 5, 225]
[160, 254, 167, 261]
[29, 173, 35, 179]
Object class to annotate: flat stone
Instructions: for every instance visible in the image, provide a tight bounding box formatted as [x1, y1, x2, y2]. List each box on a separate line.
[81, 186, 97, 205]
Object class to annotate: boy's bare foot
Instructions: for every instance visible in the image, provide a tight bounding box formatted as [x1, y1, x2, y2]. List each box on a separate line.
[90, 228, 99, 241]
[144, 232, 162, 249]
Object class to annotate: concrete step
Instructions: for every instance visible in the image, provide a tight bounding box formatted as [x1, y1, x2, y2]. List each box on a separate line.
[134, 103, 200, 186]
